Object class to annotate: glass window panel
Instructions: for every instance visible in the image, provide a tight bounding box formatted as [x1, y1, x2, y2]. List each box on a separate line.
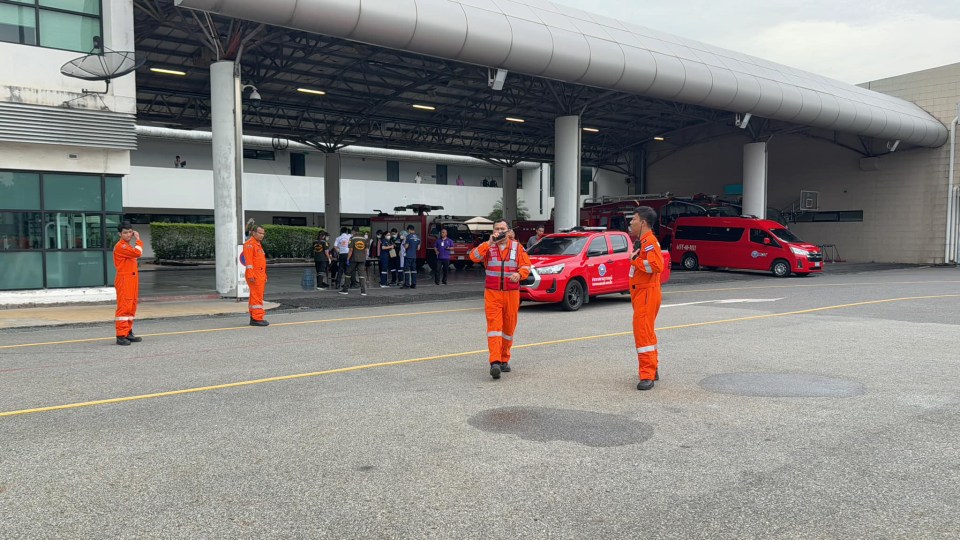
[104, 213, 122, 247]
[104, 176, 122, 212]
[0, 4, 37, 46]
[0, 251, 44, 290]
[43, 212, 103, 249]
[39, 0, 100, 16]
[0, 172, 41, 210]
[45, 250, 105, 288]
[0, 212, 42, 250]
[38, 10, 98, 52]
[42, 174, 101, 211]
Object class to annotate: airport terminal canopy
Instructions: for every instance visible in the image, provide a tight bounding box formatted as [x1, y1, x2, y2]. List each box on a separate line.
[155, 0, 946, 162]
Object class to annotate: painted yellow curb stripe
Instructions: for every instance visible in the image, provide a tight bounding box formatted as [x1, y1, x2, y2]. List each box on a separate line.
[2, 293, 956, 418]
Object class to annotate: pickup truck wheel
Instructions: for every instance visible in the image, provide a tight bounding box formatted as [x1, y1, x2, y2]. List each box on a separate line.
[560, 280, 585, 311]
[772, 259, 791, 278]
[681, 253, 699, 271]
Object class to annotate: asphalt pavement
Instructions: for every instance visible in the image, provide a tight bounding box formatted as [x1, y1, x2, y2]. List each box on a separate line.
[1, 266, 958, 539]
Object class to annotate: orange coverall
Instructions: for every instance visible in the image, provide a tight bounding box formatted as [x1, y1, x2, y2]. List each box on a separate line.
[630, 230, 664, 380]
[470, 240, 532, 365]
[243, 236, 268, 321]
[113, 238, 143, 338]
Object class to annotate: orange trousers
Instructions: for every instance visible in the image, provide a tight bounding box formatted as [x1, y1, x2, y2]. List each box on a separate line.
[484, 289, 520, 364]
[247, 277, 266, 321]
[115, 282, 139, 338]
[630, 286, 661, 380]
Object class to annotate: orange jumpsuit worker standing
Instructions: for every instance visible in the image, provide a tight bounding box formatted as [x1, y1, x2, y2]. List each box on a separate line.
[629, 207, 665, 391]
[244, 225, 270, 327]
[469, 220, 532, 380]
[113, 221, 143, 346]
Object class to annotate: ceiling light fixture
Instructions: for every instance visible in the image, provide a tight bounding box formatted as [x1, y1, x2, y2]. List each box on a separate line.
[505, 117, 525, 123]
[150, 67, 187, 76]
[412, 104, 436, 111]
[653, 136, 666, 141]
[297, 87, 326, 96]
[582, 127, 599, 133]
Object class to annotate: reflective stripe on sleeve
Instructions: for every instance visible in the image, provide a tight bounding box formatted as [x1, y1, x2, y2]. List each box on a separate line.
[643, 260, 652, 273]
[134, 246, 143, 252]
[636, 345, 657, 354]
[246, 265, 253, 269]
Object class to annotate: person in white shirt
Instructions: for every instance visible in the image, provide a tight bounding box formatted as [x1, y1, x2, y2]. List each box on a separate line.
[334, 227, 352, 289]
[415, 171, 423, 184]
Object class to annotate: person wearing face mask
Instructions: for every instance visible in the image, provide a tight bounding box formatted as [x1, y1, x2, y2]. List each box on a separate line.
[380, 230, 394, 287]
[469, 220, 532, 379]
[390, 228, 403, 285]
[628, 206, 664, 390]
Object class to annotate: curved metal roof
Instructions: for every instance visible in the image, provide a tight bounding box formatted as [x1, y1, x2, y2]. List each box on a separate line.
[175, 0, 947, 148]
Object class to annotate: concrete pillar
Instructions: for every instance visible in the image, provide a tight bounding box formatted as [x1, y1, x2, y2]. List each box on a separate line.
[210, 61, 243, 296]
[502, 166, 518, 225]
[554, 115, 581, 230]
[324, 152, 342, 233]
[742, 142, 768, 219]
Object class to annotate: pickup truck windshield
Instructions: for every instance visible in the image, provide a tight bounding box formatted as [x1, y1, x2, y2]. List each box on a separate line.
[528, 236, 588, 256]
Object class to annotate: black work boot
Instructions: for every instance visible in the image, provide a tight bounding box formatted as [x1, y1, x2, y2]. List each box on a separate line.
[126, 332, 143, 343]
[249, 318, 269, 327]
[489, 362, 501, 379]
[500, 362, 511, 373]
[116, 337, 131, 346]
[637, 380, 655, 391]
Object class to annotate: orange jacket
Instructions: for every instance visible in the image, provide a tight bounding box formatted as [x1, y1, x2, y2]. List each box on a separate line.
[243, 237, 267, 281]
[113, 239, 143, 285]
[470, 240, 531, 290]
[630, 231, 664, 289]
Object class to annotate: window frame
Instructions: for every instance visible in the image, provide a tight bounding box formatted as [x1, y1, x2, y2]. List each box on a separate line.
[0, 0, 104, 54]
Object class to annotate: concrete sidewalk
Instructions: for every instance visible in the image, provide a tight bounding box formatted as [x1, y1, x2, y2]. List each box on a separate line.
[0, 300, 280, 329]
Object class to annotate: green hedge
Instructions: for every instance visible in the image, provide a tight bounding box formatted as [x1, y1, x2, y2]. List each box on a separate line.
[150, 223, 325, 260]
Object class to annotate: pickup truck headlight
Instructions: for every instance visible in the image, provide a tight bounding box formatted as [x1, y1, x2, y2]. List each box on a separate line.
[536, 263, 565, 275]
[790, 246, 810, 256]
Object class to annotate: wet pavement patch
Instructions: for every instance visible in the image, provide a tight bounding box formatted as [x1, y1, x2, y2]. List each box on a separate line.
[700, 372, 866, 398]
[468, 406, 654, 447]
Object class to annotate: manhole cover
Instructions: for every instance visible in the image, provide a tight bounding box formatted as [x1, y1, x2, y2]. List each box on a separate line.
[700, 372, 865, 398]
[468, 406, 653, 447]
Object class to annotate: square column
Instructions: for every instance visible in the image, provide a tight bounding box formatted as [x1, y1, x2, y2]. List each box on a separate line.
[210, 60, 243, 296]
[324, 152, 342, 233]
[742, 142, 768, 219]
[502, 166, 518, 225]
[554, 115, 581, 230]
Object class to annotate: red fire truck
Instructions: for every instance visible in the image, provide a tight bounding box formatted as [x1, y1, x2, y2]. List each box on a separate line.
[370, 204, 477, 270]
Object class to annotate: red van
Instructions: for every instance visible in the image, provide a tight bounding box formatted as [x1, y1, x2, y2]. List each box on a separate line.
[670, 216, 823, 277]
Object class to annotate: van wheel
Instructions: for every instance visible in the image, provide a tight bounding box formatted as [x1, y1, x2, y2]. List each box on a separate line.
[772, 259, 791, 278]
[681, 253, 699, 271]
[560, 280, 585, 311]
[453, 261, 466, 271]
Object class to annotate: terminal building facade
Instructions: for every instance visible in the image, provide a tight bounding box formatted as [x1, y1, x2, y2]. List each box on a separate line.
[1, 0, 957, 293]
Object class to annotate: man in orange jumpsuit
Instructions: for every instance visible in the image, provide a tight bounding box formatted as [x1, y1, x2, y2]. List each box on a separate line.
[244, 225, 270, 327]
[113, 221, 143, 346]
[629, 207, 665, 390]
[469, 220, 532, 379]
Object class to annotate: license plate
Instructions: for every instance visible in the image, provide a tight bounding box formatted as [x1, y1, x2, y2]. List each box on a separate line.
[814, 262, 821, 268]
[457, 256, 464, 260]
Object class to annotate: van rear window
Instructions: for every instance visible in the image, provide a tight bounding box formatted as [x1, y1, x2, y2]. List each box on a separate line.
[675, 226, 744, 242]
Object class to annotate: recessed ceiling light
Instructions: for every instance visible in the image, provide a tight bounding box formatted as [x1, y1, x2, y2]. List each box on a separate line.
[150, 67, 187, 76]
[412, 104, 436, 111]
[505, 117, 525, 123]
[653, 136, 666, 141]
[297, 87, 326, 96]
[582, 127, 599, 133]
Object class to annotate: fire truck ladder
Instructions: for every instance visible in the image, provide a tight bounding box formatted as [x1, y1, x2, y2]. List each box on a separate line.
[583, 193, 674, 205]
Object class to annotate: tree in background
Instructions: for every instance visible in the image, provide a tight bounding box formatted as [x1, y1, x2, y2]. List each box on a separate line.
[488, 198, 530, 222]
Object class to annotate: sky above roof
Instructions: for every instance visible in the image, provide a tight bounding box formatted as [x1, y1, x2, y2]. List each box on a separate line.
[552, 0, 960, 84]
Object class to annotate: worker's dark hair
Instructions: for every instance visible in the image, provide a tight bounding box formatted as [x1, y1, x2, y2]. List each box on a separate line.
[351, 226, 360, 233]
[390, 228, 398, 233]
[633, 206, 657, 228]
[536, 225, 545, 231]
[118, 221, 133, 232]
[340, 227, 349, 234]
[406, 224, 416, 231]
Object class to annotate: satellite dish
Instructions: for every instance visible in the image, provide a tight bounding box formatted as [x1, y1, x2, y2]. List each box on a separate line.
[60, 36, 145, 106]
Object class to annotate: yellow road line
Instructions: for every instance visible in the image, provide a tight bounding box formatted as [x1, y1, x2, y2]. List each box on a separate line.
[0, 307, 481, 350]
[2, 293, 956, 418]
